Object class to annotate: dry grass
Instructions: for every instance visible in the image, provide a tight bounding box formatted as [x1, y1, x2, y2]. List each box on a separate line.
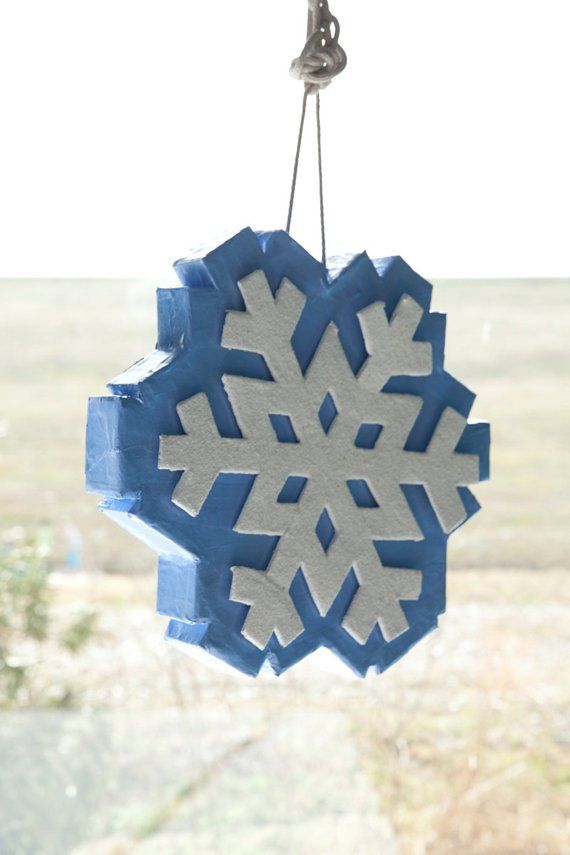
[9, 570, 561, 854]
[352, 608, 569, 854]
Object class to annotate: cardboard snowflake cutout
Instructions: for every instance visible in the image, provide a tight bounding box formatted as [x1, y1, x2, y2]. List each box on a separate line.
[86, 228, 489, 676]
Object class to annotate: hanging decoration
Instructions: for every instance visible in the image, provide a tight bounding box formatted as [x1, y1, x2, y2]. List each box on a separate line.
[86, 1, 490, 677]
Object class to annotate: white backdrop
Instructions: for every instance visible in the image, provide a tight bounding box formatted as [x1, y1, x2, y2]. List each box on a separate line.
[1, 0, 568, 278]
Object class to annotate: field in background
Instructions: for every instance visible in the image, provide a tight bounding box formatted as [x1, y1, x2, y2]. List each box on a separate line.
[1, 277, 569, 573]
[0, 278, 568, 853]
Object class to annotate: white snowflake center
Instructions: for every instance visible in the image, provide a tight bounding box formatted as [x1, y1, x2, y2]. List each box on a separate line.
[159, 271, 479, 650]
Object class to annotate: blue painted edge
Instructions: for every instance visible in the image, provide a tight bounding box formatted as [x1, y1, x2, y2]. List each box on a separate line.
[86, 227, 490, 677]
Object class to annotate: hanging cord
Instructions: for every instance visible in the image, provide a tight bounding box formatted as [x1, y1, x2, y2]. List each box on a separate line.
[285, 89, 309, 241]
[316, 92, 326, 269]
[286, 0, 347, 266]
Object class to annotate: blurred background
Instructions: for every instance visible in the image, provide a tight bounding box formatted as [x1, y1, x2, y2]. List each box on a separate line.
[1, 1, 569, 853]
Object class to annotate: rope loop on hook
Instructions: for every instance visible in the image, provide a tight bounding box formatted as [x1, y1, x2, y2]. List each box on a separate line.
[290, 0, 347, 95]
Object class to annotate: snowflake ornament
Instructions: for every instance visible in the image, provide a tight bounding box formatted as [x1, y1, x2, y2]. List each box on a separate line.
[86, 228, 489, 676]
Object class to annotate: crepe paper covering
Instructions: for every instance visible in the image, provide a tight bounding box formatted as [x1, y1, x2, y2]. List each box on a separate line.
[86, 228, 489, 676]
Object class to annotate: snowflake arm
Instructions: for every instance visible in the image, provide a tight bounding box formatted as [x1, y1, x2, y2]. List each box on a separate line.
[159, 269, 480, 649]
[160, 269, 483, 648]
[357, 297, 433, 391]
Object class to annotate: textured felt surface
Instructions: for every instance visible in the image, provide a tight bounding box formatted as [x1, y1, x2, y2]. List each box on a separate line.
[86, 228, 490, 676]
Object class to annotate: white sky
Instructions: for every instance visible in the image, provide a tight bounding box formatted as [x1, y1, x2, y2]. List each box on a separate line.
[1, 0, 569, 279]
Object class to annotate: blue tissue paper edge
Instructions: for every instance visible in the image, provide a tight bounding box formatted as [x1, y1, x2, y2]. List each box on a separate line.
[85, 227, 490, 677]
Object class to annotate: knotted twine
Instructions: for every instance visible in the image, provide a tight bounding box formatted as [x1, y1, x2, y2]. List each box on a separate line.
[286, 0, 347, 265]
[290, 0, 347, 94]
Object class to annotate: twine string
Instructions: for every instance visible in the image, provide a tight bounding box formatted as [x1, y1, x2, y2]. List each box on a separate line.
[285, 0, 347, 266]
[285, 89, 309, 238]
[316, 92, 326, 269]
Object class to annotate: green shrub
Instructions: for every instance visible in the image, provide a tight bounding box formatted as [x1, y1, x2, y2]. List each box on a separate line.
[0, 531, 98, 707]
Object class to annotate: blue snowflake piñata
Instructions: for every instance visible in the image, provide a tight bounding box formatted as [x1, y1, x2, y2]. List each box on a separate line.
[86, 228, 490, 677]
